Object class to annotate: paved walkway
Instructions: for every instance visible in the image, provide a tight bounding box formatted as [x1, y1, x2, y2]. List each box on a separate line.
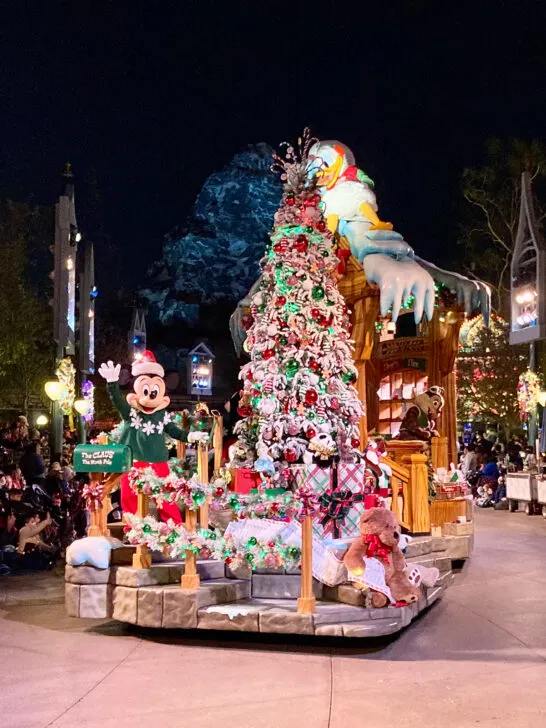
[1, 509, 546, 728]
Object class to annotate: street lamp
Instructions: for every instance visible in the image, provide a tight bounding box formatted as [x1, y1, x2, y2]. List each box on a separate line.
[36, 414, 48, 427]
[44, 380, 63, 401]
[74, 399, 90, 415]
[44, 379, 64, 459]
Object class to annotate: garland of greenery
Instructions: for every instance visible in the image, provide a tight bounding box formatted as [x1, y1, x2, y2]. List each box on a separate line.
[123, 513, 300, 570]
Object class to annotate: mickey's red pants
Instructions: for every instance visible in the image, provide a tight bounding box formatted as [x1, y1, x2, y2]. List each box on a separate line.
[121, 460, 182, 525]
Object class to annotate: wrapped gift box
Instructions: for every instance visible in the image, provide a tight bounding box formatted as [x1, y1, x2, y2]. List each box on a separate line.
[229, 468, 263, 494]
[305, 463, 368, 541]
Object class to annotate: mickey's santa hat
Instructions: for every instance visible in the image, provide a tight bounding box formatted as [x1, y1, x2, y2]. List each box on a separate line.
[131, 350, 164, 379]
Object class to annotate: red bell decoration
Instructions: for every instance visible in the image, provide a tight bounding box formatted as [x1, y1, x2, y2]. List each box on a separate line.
[284, 447, 298, 463]
[316, 220, 327, 232]
[306, 426, 317, 439]
[262, 349, 275, 360]
[305, 389, 318, 405]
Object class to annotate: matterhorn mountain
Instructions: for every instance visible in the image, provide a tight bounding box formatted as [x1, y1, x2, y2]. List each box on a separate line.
[141, 143, 282, 326]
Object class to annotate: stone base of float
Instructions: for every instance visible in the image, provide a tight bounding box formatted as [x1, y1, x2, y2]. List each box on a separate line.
[65, 533, 472, 638]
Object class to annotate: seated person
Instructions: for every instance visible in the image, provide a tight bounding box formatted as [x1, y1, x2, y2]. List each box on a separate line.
[17, 511, 57, 569]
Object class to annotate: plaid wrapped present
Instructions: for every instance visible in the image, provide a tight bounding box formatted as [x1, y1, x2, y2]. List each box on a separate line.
[317, 463, 368, 540]
[292, 464, 368, 541]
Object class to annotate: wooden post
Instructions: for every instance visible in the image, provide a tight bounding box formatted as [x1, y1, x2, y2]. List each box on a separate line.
[356, 360, 367, 447]
[198, 442, 209, 529]
[297, 515, 316, 614]
[181, 508, 200, 589]
[213, 413, 223, 471]
[409, 453, 431, 535]
[431, 436, 449, 471]
[87, 473, 104, 536]
[132, 492, 152, 568]
[176, 441, 187, 460]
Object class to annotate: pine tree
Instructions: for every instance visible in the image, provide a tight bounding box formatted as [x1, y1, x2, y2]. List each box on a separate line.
[233, 131, 363, 484]
[456, 314, 526, 433]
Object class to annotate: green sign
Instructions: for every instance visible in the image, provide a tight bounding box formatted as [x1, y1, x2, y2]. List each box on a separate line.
[73, 444, 133, 473]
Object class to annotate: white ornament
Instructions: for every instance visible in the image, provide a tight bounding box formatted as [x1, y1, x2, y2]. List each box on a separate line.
[259, 398, 277, 415]
[267, 323, 278, 336]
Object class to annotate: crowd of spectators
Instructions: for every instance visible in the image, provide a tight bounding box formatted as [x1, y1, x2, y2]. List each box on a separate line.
[0, 416, 87, 575]
[458, 433, 536, 509]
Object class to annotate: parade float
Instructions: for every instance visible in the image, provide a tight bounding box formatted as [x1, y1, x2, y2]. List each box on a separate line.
[65, 132, 486, 638]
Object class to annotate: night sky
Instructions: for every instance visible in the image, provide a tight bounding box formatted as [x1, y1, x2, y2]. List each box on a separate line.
[1, 2, 545, 292]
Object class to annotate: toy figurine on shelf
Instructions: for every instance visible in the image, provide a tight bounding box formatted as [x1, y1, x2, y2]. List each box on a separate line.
[396, 386, 445, 442]
[98, 350, 189, 524]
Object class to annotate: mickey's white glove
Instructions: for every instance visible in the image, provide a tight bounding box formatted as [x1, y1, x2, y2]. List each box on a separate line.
[98, 361, 121, 383]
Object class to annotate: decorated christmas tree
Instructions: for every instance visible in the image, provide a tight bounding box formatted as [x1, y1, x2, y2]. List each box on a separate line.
[233, 130, 363, 483]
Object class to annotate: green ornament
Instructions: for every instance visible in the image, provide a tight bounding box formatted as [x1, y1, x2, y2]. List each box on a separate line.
[312, 285, 325, 301]
[192, 491, 207, 506]
[209, 532, 217, 540]
[247, 536, 258, 546]
[142, 524, 151, 534]
[321, 250, 329, 257]
[278, 335, 288, 346]
[285, 358, 300, 377]
[245, 553, 254, 563]
[342, 371, 356, 384]
[305, 226, 314, 233]
[307, 411, 315, 420]
[289, 547, 299, 558]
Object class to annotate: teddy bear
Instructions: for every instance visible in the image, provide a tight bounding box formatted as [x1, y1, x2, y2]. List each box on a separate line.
[343, 507, 422, 608]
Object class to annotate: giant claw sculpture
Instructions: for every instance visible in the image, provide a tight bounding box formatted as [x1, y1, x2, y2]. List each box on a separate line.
[308, 140, 436, 323]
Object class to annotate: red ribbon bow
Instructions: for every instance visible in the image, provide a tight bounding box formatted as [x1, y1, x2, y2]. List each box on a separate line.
[364, 533, 392, 564]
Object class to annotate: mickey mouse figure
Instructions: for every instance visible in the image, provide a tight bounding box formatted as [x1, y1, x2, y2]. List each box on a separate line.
[99, 350, 188, 524]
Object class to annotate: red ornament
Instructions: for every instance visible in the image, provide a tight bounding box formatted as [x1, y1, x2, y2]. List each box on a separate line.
[276, 295, 287, 306]
[351, 438, 361, 449]
[284, 447, 298, 463]
[306, 426, 317, 439]
[237, 404, 252, 417]
[331, 397, 340, 410]
[268, 540, 276, 548]
[305, 389, 318, 405]
[214, 487, 225, 498]
[295, 237, 308, 253]
[317, 315, 327, 326]
[310, 308, 321, 319]
[309, 360, 319, 372]
[241, 314, 253, 331]
[286, 196, 296, 206]
[316, 220, 327, 232]
[262, 349, 275, 360]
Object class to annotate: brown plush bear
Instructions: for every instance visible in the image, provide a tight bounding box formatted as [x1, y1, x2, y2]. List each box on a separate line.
[343, 507, 421, 608]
